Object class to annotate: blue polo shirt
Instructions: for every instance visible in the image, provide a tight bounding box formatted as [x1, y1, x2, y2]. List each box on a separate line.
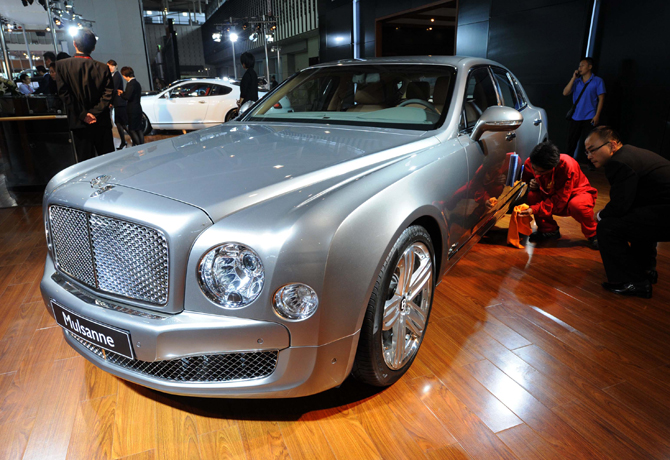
[571, 74, 606, 121]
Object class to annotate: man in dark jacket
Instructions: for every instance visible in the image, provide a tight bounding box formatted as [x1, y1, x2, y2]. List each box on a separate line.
[56, 29, 114, 161]
[586, 126, 670, 298]
[107, 59, 130, 149]
[238, 52, 259, 107]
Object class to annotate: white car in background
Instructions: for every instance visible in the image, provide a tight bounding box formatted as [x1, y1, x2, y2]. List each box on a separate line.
[140, 78, 267, 133]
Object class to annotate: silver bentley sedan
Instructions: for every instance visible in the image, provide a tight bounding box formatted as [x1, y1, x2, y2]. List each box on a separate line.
[40, 56, 548, 398]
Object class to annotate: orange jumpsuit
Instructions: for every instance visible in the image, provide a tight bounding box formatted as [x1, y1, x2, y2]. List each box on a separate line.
[522, 154, 598, 238]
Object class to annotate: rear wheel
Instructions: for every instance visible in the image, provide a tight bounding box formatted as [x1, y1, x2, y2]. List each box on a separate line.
[224, 108, 239, 122]
[141, 113, 152, 136]
[352, 225, 435, 386]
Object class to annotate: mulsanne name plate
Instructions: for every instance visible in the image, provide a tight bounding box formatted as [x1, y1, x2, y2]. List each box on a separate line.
[51, 301, 134, 359]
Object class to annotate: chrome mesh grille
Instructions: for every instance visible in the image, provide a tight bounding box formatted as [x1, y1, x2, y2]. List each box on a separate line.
[49, 207, 96, 286]
[89, 215, 169, 304]
[48, 206, 169, 305]
[69, 333, 278, 383]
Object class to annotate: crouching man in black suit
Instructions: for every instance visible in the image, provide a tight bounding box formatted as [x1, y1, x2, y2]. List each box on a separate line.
[586, 126, 670, 298]
[56, 28, 114, 161]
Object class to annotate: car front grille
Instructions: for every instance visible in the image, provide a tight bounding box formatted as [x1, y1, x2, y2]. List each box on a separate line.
[48, 206, 169, 305]
[69, 333, 279, 383]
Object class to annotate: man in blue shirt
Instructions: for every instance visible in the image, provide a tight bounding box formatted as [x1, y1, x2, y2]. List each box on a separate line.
[563, 57, 606, 167]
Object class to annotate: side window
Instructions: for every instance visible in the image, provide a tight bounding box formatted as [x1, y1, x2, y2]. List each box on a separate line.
[169, 84, 194, 98]
[509, 73, 528, 110]
[188, 84, 212, 97]
[492, 67, 518, 110]
[211, 85, 233, 96]
[461, 67, 499, 131]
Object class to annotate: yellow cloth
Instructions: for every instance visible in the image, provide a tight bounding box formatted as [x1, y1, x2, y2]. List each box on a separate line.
[507, 204, 534, 248]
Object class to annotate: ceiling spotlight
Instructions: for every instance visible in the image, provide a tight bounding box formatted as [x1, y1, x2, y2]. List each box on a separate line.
[229, 32, 238, 42]
[68, 26, 79, 36]
[265, 33, 274, 42]
[242, 23, 248, 30]
[46, 27, 51, 31]
[431, 18, 435, 22]
[64, 1, 73, 8]
[54, 17, 62, 26]
[147, 10, 152, 15]
[212, 32, 222, 42]
[249, 32, 258, 42]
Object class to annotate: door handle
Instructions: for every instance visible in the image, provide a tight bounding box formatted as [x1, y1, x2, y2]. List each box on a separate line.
[506, 132, 516, 141]
[198, 101, 206, 104]
[533, 118, 542, 126]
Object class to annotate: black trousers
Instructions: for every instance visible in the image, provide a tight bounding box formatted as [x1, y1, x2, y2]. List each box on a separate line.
[71, 125, 115, 162]
[129, 130, 144, 146]
[567, 119, 593, 164]
[597, 205, 670, 283]
[116, 122, 130, 147]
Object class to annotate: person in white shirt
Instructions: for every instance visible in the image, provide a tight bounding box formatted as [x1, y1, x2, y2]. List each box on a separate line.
[18, 74, 35, 95]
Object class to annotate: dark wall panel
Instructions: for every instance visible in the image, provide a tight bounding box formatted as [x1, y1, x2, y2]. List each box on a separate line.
[457, 0, 491, 25]
[456, 22, 489, 57]
[318, 1, 354, 63]
[595, 0, 670, 158]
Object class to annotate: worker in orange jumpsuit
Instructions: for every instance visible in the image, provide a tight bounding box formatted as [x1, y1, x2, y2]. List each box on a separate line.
[520, 140, 599, 249]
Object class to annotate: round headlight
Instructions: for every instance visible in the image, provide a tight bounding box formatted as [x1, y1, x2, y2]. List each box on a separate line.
[273, 284, 319, 321]
[198, 243, 264, 309]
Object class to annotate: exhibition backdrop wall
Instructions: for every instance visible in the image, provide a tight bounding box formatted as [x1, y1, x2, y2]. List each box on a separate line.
[318, 0, 670, 159]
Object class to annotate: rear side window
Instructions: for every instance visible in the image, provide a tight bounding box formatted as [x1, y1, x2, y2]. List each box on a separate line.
[492, 67, 519, 110]
[508, 73, 528, 110]
[462, 67, 499, 130]
[211, 85, 233, 96]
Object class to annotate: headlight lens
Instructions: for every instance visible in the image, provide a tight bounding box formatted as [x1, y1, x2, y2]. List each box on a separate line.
[198, 243, 264, 309]
[273, 284, 319, 320]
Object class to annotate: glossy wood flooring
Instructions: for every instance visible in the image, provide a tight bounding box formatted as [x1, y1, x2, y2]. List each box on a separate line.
[1, 172, 670, 460]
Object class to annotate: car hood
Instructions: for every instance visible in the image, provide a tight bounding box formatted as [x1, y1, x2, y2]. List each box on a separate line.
[77, 122, 436, 221]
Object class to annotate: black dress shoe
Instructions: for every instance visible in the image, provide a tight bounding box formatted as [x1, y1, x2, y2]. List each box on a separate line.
[529, 230, 561, 243]
[587, 236, 599, 250]
[645, 270, 658, 285]
[601, 280, 652, 298]
[117, 144, 127, 150]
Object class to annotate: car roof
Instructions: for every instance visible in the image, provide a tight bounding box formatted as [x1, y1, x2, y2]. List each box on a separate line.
[307, 55, 502, 71]
[170, 78, 234, 85]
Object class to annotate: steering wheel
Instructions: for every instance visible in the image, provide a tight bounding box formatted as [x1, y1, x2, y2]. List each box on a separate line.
[398, 98, 440, 116]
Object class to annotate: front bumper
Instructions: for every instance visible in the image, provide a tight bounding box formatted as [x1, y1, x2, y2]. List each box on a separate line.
[41, 257, 359, 398]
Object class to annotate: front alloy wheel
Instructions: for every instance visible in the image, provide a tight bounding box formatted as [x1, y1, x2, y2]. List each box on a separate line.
[381, 241, 432, 370]
[352, 225, 435, 387]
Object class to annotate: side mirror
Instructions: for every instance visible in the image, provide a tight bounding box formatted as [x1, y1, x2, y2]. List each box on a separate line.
[471, 106, 523, 142]
[163, 91, 171, 99]
[238, 100, 254, 116]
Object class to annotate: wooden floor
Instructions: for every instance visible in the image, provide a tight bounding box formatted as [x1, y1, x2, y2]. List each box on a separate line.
[1, 172, 670, 460]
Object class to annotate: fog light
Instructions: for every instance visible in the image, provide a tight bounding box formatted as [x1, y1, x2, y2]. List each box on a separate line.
[273, 284, 318, 320]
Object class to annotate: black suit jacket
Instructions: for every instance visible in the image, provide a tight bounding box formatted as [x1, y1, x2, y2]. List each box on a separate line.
[56, 54, 113, 130]
[601, 144, 670, 219]
[111, 71, 127, 108]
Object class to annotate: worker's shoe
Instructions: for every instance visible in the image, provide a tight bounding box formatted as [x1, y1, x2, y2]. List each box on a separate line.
[528, 230, 561, 243]
[587, 236, 599, 250]
[602, 280, 652, 299]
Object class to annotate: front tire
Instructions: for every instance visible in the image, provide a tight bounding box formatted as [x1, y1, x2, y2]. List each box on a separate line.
[352, 225, 435, 387]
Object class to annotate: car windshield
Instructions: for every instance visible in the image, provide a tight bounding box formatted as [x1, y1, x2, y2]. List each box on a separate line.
[245, 64, 456, 130]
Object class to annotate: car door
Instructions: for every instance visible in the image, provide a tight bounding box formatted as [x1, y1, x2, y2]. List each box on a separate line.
[156, 83, 212, 129]
[491, 66, 542, 162]
[209, 84, 237, 124]
[456, 66, 518, 240]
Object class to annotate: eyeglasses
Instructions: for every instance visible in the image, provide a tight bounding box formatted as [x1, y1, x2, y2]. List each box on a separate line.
[586, 142, 609, 156]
